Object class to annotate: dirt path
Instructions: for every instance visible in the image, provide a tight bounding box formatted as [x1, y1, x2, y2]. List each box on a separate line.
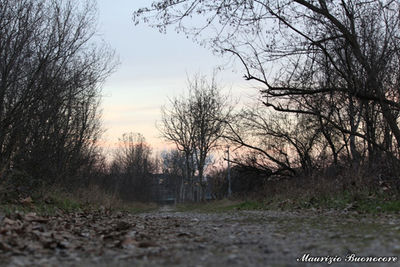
[0, 207, 399, 266]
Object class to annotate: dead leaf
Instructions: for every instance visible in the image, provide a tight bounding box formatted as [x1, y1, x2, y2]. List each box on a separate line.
[137, 241, 158, 248]
[58, 240, 71, 249]
[80, 232, 90, 238]
[0, 240, 12, 251]
[119, 237, 138, 248]
[115, 221, 131, 231]
[43, 240, 58, 249]
[24, 213, 48, 223]
[2, 217, 18, 226]
[177, 232, 192, 238]
[19, 196, 33, 205]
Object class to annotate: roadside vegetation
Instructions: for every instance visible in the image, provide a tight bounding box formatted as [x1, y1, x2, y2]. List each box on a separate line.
[176, 195, 400, 214]
[0, 184, 157, 216]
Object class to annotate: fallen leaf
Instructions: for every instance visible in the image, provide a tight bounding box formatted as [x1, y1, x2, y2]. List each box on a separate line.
[19, 196, 33, 205]
[177, 232, 192, 238]
[119, 237, 138, 248]
[0, 240, 12, 251]
[24, 213, 48, 223]
[115, 221, 131, 231]
[2, 217, 18, 226]
[137, 241, 158, 248]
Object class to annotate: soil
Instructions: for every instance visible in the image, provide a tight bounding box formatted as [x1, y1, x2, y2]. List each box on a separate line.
[0, 206, 399, 266]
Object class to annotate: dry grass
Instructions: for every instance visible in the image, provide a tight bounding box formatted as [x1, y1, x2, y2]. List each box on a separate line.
[14, 184, 159, 214]
[248, 166, 400, 213]
[261, 167, 375, 200]
[74, 184, 123, 209]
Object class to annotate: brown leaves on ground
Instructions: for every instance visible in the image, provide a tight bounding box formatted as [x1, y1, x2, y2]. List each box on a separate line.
[0, 209, 171, 264]
[19, 196, 33, 206]
[1, 209, 400, 266]
[0, 209, 202, 266]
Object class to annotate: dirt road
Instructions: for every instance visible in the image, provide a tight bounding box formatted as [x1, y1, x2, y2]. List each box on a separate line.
[1, 207, 399, 266]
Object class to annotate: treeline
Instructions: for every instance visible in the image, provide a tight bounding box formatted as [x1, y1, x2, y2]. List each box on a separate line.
[107, 133, 156, 202]
[133, 0, 400, 200]
[94, 132, 206, 203]
[0, 0, 116, 195]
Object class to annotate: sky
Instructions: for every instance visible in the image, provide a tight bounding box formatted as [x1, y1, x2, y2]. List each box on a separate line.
[96, 0, 257, 155]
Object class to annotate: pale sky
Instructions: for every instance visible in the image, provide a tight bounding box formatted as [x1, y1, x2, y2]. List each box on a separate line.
[96, 0, 257, 154]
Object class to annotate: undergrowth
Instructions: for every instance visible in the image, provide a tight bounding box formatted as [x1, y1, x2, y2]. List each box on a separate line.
[0, 184, 157, 216]
[176, 190, 400, 214]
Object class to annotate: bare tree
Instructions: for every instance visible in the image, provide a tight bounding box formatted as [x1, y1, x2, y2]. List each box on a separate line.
[135, 0, 400, 176]
[0, 0, 117, 187]
[159, 74, 232, 201]
[189, 75, 232, 200]
[225, 104, 323, 177]
[112, 133, 155, 202]
[160, 93, 196, 201]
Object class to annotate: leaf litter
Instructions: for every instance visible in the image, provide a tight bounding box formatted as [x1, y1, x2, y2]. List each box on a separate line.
[0, 208, 399, 266]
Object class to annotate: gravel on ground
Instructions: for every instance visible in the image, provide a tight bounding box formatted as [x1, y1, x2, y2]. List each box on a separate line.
[0, 206, 399, 266]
